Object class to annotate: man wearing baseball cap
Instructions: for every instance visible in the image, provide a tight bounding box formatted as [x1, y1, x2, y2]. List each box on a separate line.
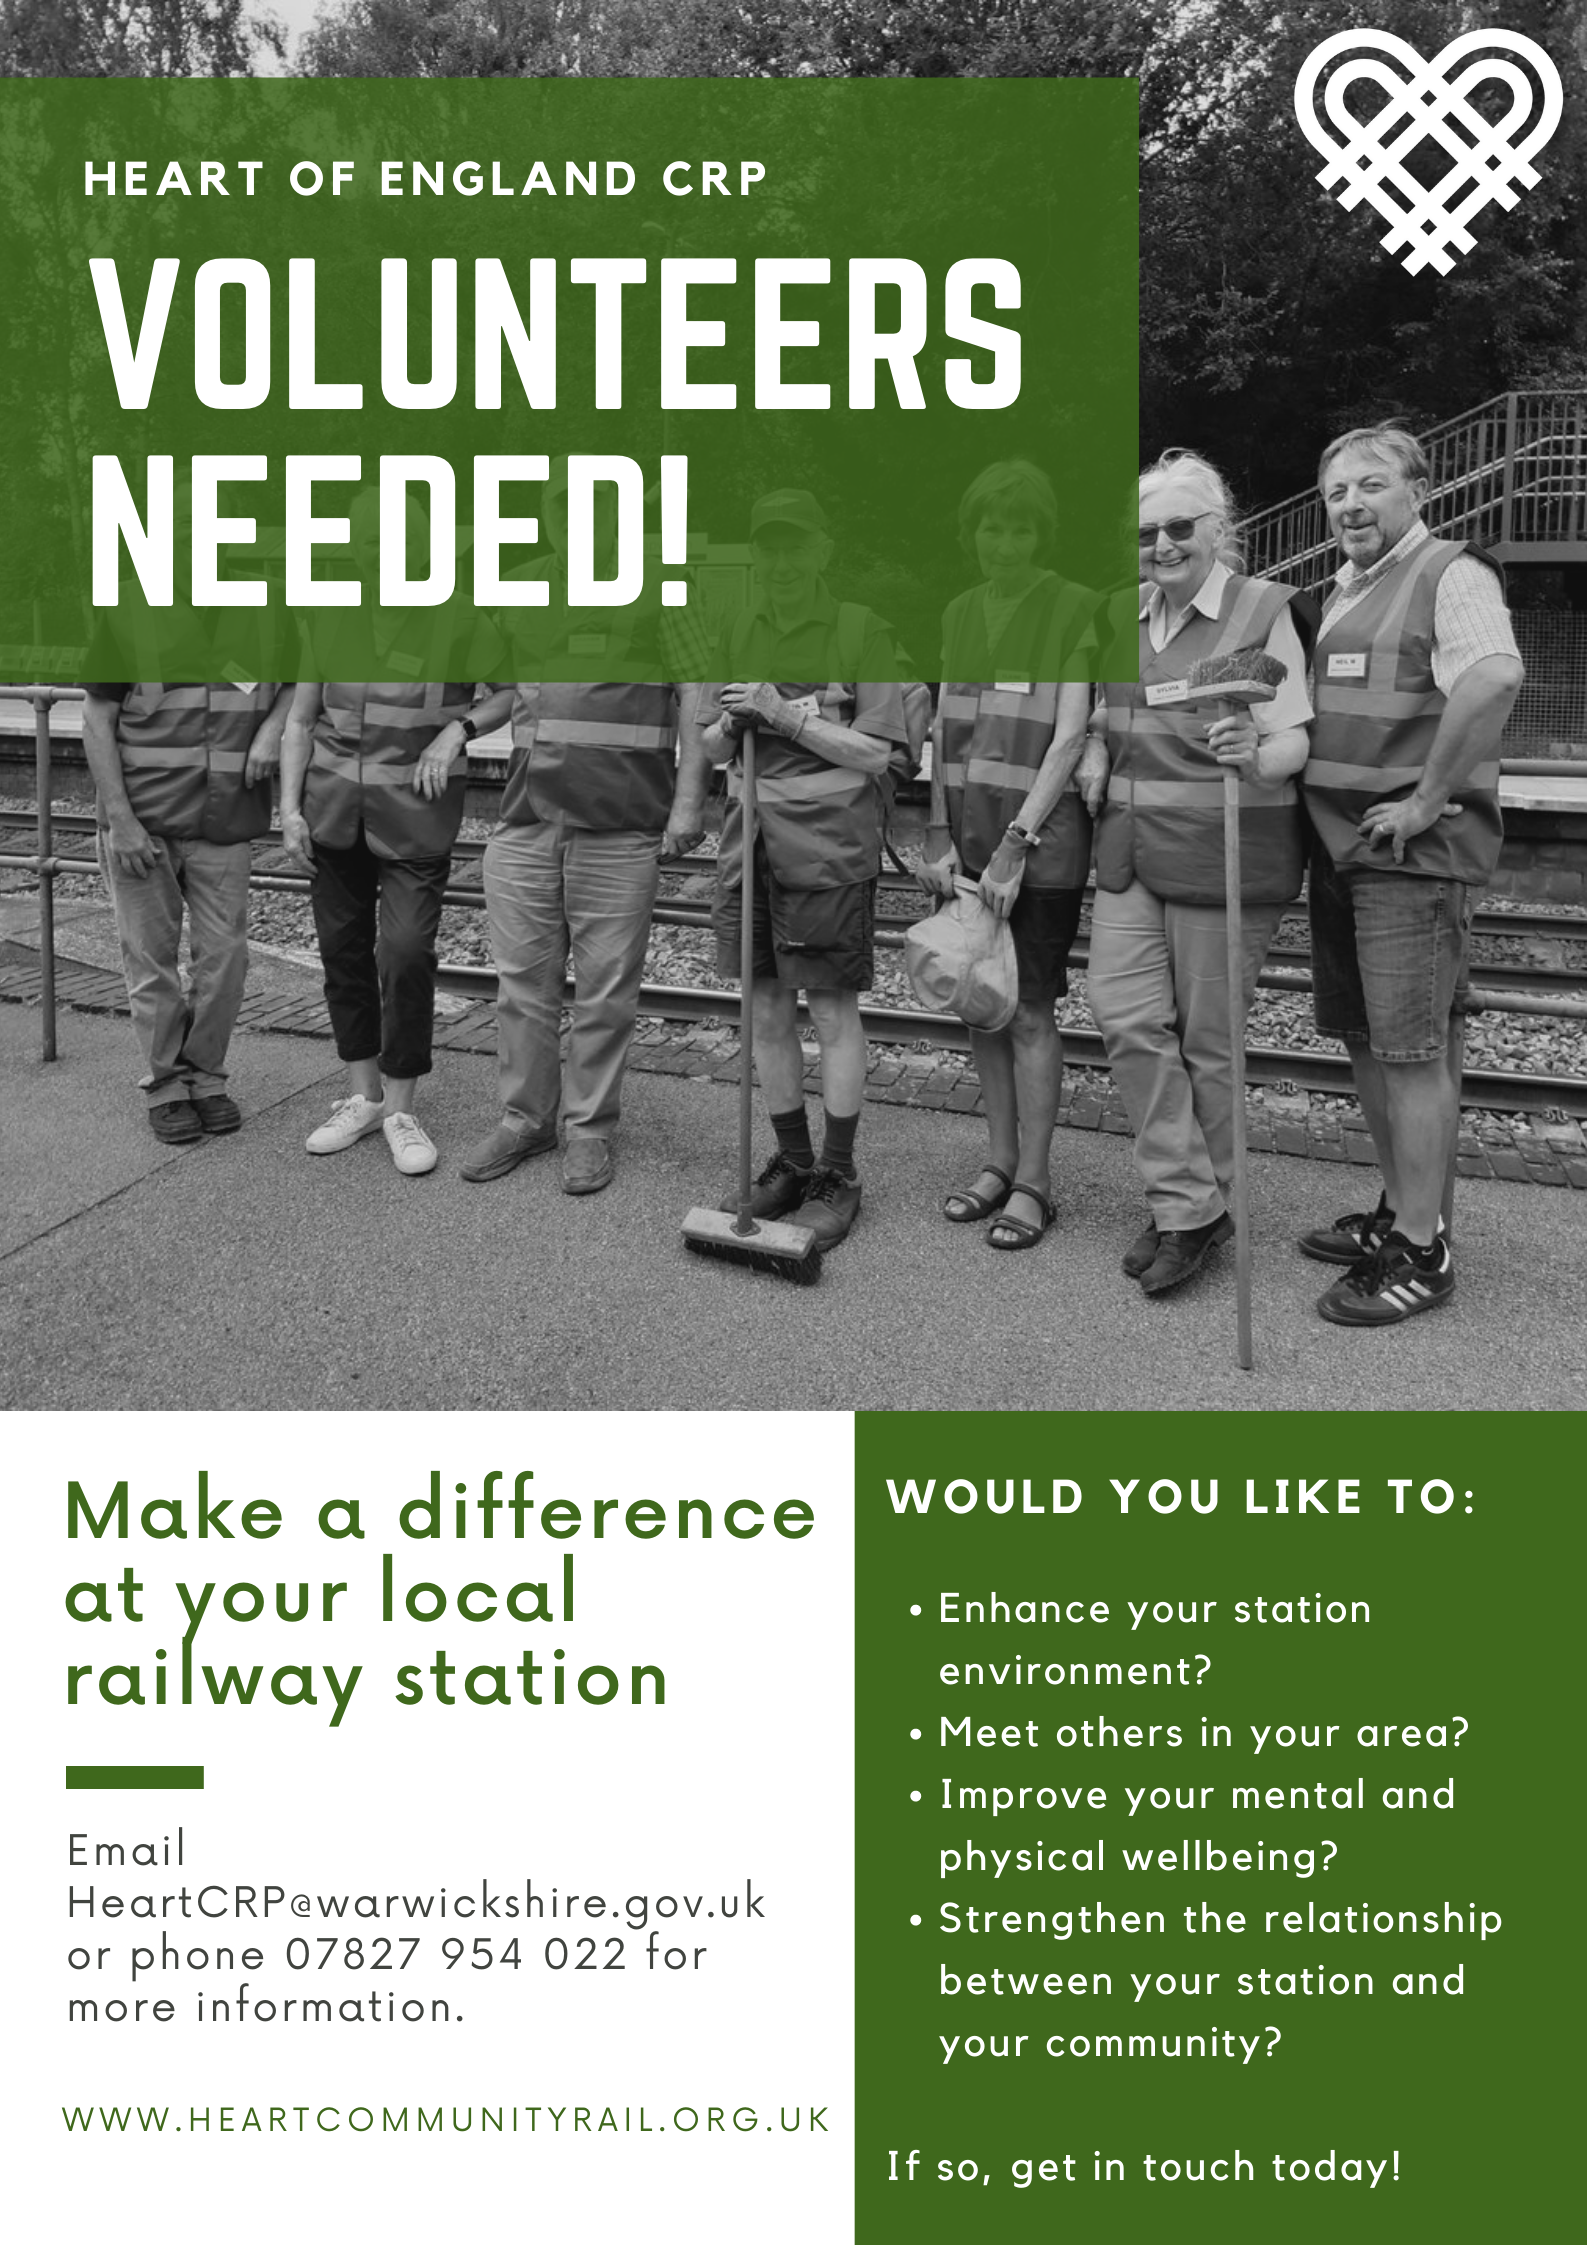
[699, 489, 911, 1247]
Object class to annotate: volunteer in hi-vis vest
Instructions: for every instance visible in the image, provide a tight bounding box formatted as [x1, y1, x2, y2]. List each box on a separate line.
[1089, 450, 1312, 1298]
[920, 458, 1105, 1252]
[461, 459, 714, 1200]
[279, 497, 514, 1179]
[1299, 423, 1523, 1329]
[81, 598, 294, 1146]
[699, 489, 909, 1251]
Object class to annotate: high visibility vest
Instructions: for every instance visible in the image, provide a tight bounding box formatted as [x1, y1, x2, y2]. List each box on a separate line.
[307, 670, 478, 860]
[937, 573, 1098, 890]
[1304, 537, 1507, 883]
[500, 588, 678, 834]
[717, 603, 885, 892]
[114, 682, 280, 844]
[1095, 574, 1305, 906]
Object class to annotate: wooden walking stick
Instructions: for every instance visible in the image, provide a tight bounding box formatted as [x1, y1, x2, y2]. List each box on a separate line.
[1184, 645, 1289, 1373]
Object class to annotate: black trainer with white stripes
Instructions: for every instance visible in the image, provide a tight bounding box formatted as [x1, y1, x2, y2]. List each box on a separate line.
[1299, 1195, 1394, 1266]
[1316, 1231, 1455, 1327]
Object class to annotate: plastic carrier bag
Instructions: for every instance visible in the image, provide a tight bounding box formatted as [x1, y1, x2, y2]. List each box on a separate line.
[904, 879, 1019, 1032]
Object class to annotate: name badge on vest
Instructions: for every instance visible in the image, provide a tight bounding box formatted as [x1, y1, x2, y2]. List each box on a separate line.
[386, 650, 422, 678]
[1144, 679, 1188, 707]
[568, 632, 608, 656]
[993, 675, 1032, 695]
[1326, 651, 1368, 679]
[783, 693, 821, 725]
[220, 661, 258, 690]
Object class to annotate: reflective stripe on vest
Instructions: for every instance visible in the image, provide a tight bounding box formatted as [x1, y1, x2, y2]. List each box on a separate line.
[500, 599, 678, 833]
[719, 680, 880, 892]
[728, 761, 868, 807]
[308, 660, 476, 859]
[1106, 775, 1299, 809]
[532, 716, 674, 750]
[1303, 537, 1506, 883]
[116, 682, 278, 844]
[938, 575, 1095, 890]
[1095, 575, 1304, 906]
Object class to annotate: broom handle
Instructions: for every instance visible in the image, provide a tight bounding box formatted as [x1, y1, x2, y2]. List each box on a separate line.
[736, 725, 758, 1236]
[1223, 756, 1254, 1373]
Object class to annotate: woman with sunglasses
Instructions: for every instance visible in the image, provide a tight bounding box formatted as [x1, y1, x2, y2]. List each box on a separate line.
[1088, 451, 1313, 1295]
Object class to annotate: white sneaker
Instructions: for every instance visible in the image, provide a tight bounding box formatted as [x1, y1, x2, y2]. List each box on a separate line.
[384, 1112, 438, 1176]
[306, 1093, 386, 1155]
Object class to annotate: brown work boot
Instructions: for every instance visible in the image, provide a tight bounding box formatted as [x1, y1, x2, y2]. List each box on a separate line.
[149, 1100, 203, 1145]
[191, 1093, 241, 1135]
[1139, 1213, 1234, 1295]
[1121, 1220, 1159, 1278]
[721, 1149, 814, 1220]
[797, 1166, 861, 1248]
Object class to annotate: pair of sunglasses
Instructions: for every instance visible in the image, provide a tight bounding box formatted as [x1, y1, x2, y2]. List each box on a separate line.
[1137, 510, 1215, 547]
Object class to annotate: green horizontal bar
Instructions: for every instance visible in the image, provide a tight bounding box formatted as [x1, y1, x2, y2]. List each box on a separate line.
[65, 1766, 204, 1791]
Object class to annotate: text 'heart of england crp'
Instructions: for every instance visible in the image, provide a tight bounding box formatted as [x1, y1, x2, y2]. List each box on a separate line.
[1294, 27, 1563, 275]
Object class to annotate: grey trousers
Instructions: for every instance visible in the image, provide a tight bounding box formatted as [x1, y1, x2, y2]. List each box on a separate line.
[1088, 877, 1284, 1232]
[483, 816, 662, 1141]
[100, 833, 251, 1107]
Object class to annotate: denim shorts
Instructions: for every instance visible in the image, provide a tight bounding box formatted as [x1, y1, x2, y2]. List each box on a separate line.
[1308, 851, 1473, 1063]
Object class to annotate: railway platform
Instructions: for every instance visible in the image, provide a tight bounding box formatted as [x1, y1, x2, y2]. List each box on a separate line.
[4, 957, 1584, 1415]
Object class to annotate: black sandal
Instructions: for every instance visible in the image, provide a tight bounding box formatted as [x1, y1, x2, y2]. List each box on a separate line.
[987, 1184, 1055, 1251]
[943, 1166, 1013, 1224]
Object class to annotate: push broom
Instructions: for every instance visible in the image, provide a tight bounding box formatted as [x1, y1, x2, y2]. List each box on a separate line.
[682, 723, 823, 1283]
[1182, 643, 1288, 1372]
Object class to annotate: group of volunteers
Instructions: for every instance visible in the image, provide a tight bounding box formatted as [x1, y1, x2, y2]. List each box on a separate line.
[81, 419, 1523, 1327]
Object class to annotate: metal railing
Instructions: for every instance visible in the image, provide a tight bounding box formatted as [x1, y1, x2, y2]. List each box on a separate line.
[1243, 391, 1587, 595]
[7, 686, 1587, 1088]
[0, 684, 74, 1061]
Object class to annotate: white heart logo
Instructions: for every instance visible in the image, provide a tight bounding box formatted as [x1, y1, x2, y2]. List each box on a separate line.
[1294, 28, 1563, 275]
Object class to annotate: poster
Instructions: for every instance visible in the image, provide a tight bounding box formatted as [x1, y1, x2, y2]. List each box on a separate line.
[3, 11, 1584, 2240]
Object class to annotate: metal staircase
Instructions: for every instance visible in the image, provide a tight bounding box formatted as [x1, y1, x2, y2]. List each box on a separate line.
[1243, 391, 1587, 594]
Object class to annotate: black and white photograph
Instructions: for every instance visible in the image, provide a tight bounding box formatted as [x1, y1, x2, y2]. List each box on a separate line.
[3, 0, 1586, 1410]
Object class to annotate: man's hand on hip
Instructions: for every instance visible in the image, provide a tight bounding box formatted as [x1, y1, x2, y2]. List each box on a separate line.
[1358, 794, 1461, 865]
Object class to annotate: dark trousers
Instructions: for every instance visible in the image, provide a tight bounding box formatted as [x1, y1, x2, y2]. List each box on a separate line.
[310, 828, 451, 1080]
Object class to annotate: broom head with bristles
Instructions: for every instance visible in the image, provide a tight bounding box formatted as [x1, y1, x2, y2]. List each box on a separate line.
[1183, 643, 1287, 708]
[681, 1206, 823, 1284]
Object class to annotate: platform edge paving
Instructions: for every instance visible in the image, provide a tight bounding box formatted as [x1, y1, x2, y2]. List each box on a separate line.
[3, 950, 1585, 1188]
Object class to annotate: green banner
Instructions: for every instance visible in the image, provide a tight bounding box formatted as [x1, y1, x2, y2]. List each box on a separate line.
[0, 77, 1137, 682]
[855, 1410, 1575, 2239]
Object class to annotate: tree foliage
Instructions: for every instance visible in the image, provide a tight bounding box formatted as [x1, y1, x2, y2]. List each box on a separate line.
[0, 0, 284, 76]
[41, 0, 1577, 515]
[1123, 0, 1587, 506]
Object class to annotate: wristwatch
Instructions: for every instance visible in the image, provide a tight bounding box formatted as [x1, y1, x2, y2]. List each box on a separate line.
[460, 716, 479, 743]
[1004, 822, 1036, 850]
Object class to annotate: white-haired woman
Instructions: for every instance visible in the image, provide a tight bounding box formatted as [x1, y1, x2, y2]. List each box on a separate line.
[1088, 451, 1314, 1294]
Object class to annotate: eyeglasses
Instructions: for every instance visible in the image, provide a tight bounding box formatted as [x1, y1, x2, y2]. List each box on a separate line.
[1137, 511, 1215, 547]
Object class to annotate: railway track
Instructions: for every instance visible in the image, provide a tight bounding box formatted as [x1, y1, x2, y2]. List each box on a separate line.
[8, 806, 1587, 945]
[425, 962, 1587, 1120]
[6, 805, 1587, 1116]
